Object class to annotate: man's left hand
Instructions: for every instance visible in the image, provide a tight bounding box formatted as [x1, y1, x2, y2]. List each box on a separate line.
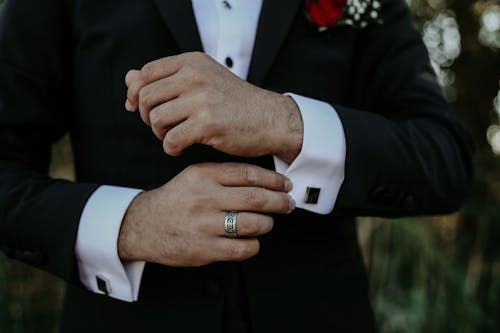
[125, 52, 303, 163]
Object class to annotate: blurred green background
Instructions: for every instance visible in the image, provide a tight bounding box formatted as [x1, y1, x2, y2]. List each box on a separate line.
[1, 0, 499, 332]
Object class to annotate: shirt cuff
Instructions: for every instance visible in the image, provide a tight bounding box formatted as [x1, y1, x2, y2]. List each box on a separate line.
[75, 185, 146, 302]
[274, 93, 347, 215]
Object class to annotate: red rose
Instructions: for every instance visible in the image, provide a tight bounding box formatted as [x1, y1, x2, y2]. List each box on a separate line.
[306, 0, 348, 29]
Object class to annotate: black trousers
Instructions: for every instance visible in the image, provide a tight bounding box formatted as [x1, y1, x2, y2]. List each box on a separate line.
[222, 264, 253, 333]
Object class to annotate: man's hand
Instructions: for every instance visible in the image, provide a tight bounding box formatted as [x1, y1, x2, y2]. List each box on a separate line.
[118, 163, 295, 267]
[125, 52, 303, 164]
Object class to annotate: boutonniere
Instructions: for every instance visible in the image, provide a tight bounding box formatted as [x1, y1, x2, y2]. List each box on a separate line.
[306, 0, 383, 32]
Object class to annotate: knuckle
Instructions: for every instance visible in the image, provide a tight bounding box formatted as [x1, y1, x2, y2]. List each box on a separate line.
[149, 109, 161, 128]
[139, 110, 150, 126]
[191, 93, 211, 116]
[190, 256, 210, 267]
[244, 241, 260, 260]
[274, 174, 286, 190]
[166, 127, 182, 144]
[179, 122, 193, 138]
[200, 255, 216, 266]
[210, 89, 225, 103]
[274, 194, 289, 213]
[185, 243, 211, 267]
[152, 127, 166, 141]
[141, 62, 155, 81]
[191, 193, 213, 212]
[184, 163, 218, 183]
[246, 216, 273, 235]
[231, 165, 251, 183]
[230, 244, 250, 260]
[243, 166, 259, 185]
[282, 194, 293, 212]
[252, 240, 260, 256]
[190, 261, 205, 268]
[197, 88, 212, 102]
[241, 189, 265, 209]
[185, 163, 206, 179]
[190, 51, 206, 61]
[262, 217, 275, 234]
[185, 163, 201, 174]
[180, 66, 197, 82]
[241, 188, 256, 203]
[163, 134, 178, 154]
[184, 193, 199, 213]
[194, 103, 209, 119]
[138, 88, 151, 109]
[228, 241, 260, 261]
[164, 132, 176, 148]
[224, 164, 249, 184]
[126, 86, 137, 102]
[198, 111, 216, 132]
[197, 217, 213, 234]
[239, 219, 258, 235]
[208, 249, 224, 263]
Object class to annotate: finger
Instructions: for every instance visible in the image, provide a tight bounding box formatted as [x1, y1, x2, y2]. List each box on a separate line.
[150, 97, 191, 140]
[163, 118, 204, 156]
[125, 69, 140, 87]
[125, 70, 140, 112]
[203, 212, 274, 237]
[220, 186, 295, 214]
[127, 55, 183, 111]
[137, 75, 185, 126]
[211, 237, 260, 262]
[214, 163, 293, 193]
[125, 99, 134, 112]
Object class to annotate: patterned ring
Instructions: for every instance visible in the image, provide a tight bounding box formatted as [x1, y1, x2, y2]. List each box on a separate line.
[224, 211, 238, 238]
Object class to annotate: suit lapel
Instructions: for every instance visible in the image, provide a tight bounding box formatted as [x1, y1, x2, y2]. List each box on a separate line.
[247, 0, 304, 85]
[152, 0, 203, 52]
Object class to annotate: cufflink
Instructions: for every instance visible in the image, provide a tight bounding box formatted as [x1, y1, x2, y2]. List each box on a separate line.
[304, 187, 321, 204]
[96, 275, 112, 296]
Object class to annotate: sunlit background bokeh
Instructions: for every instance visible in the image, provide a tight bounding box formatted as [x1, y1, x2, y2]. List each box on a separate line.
[0, 0, 499, 332]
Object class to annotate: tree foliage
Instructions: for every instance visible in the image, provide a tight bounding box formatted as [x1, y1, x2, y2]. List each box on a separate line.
[360, 1, 500, 332]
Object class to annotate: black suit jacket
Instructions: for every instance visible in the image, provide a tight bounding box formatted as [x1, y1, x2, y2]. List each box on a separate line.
[0, 0, 473, 332]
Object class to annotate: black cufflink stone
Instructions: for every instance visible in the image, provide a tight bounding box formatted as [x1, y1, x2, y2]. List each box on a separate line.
[305, 187, 321, 204]
[96, 276, 111, 296]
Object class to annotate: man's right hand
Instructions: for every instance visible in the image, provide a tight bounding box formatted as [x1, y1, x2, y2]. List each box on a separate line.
[117, 163, 295, 267]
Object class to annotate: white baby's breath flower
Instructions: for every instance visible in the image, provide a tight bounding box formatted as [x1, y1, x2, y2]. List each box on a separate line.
[341, 0, 384, 29]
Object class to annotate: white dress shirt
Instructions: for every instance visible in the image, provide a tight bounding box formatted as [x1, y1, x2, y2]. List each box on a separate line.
[75, 0, 347, 302]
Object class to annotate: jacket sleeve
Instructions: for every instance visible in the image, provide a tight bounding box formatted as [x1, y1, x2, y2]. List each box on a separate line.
[333, 0, 474, 217]
[0, 0, 99, 283]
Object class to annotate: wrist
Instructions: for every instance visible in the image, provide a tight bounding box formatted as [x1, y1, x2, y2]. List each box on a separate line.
[268, 94, 303, 164]
[118, 191, 148, 262]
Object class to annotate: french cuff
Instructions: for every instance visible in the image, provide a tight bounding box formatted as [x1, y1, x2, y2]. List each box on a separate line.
[75, 185, 146, 302]
[274, 93, 347, 215]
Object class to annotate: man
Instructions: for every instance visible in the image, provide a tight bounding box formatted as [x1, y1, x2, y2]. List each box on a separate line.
[0, 0, 473, 332]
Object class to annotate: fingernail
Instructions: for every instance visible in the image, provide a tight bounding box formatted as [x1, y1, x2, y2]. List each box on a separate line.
[285, 179, 293, 192]
[125, 100, 132, 112]
[288, 196, 296, 213]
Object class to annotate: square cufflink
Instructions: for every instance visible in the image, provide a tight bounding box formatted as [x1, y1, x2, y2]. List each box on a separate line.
[304, 187, 321, 204]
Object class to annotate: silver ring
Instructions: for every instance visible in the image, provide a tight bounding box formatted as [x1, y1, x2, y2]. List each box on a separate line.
[224, 211, 238, 238]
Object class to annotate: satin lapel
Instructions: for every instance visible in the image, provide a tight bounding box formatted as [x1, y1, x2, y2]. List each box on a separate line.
[152, 0, 203, 52]
[247, 0, 304, 85]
